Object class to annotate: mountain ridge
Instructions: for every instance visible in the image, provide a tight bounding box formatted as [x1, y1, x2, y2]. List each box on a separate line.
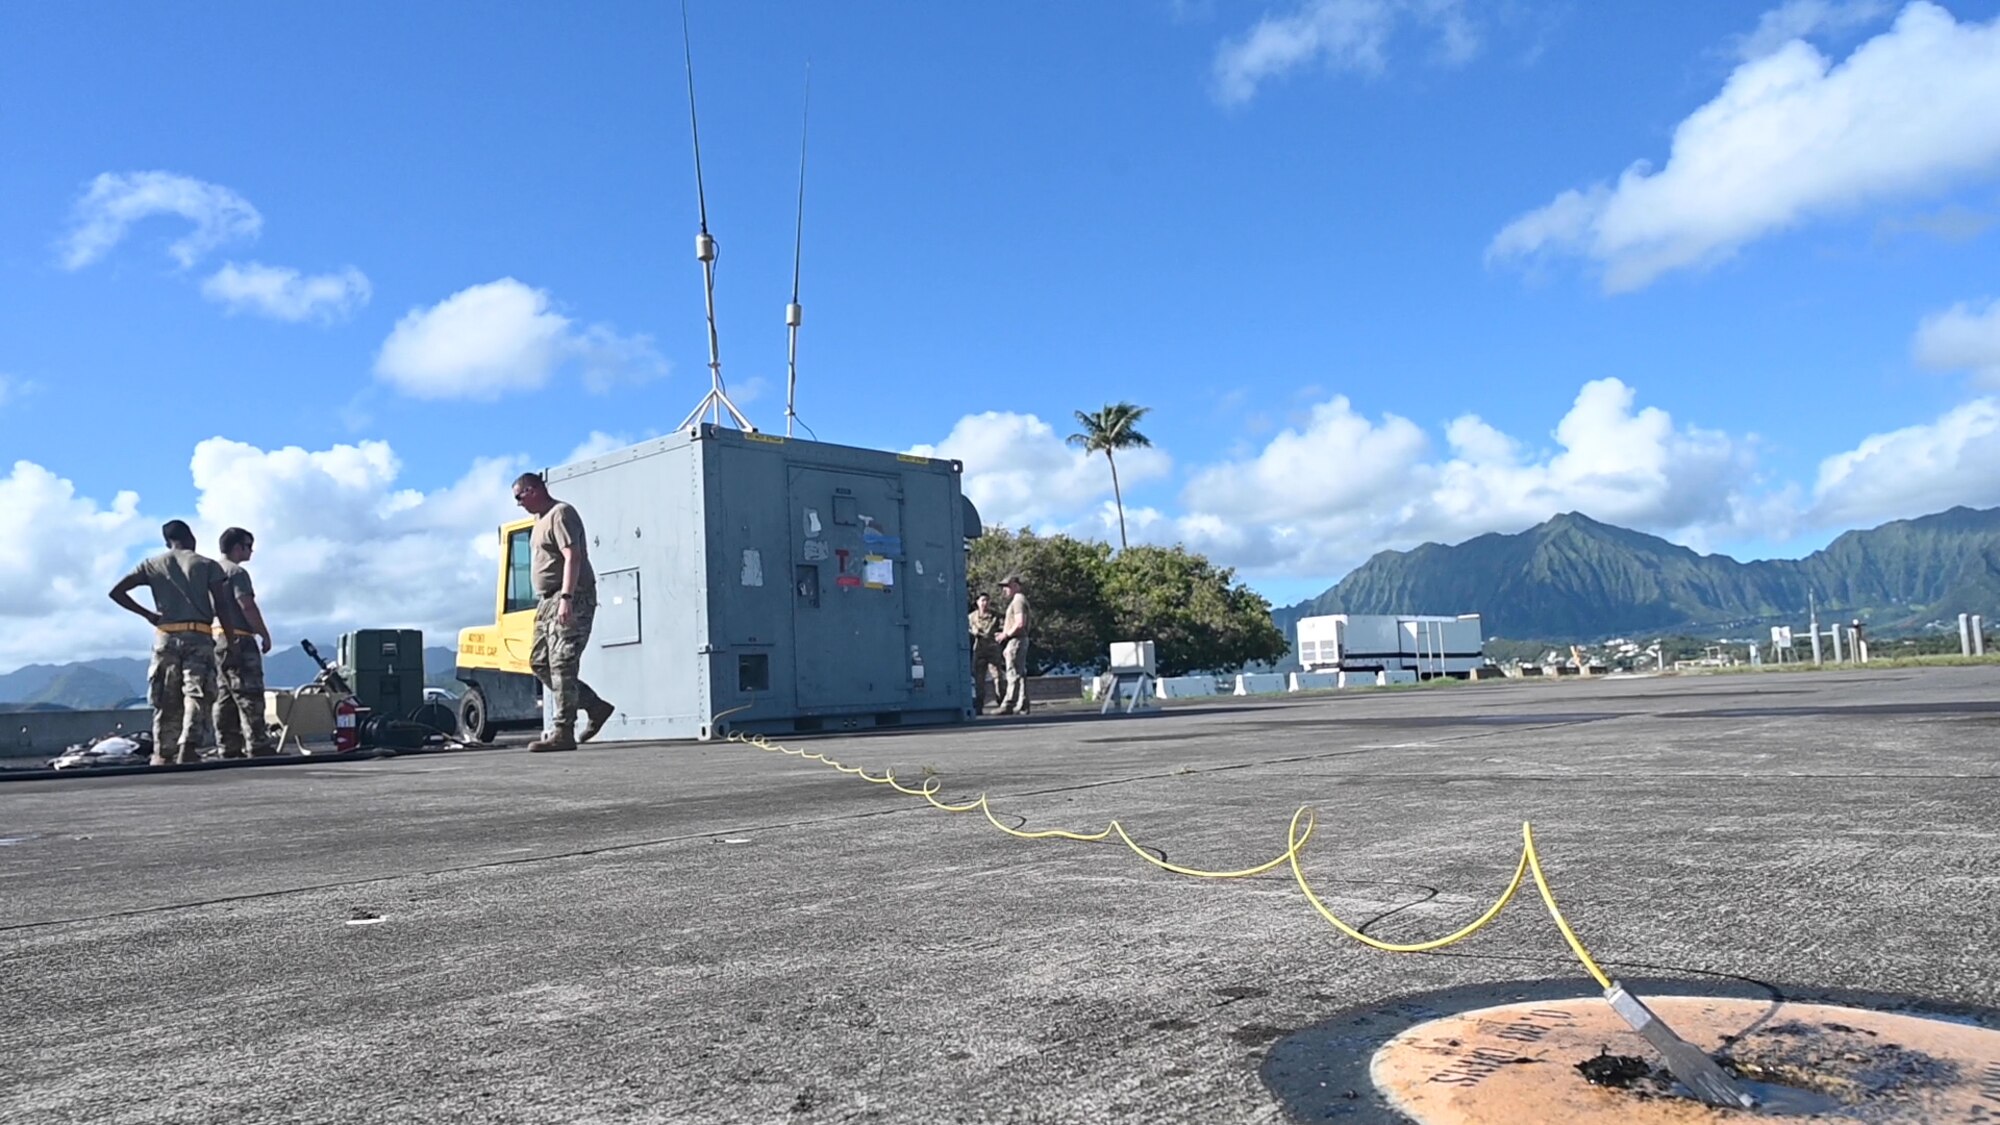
[0, 644, 462, 709]
[1273, 506, 2000, 645]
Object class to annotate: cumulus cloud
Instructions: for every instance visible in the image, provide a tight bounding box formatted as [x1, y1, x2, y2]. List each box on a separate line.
[375, 279, 667, 400]
[200, 261, 372, 323]
[906, 411, 1173, 532]
[1913, 297, 2000, 385]
[59, 171, 262, 271]
[189, 438, 524, 640]
[1810, 397, 2000, 523]
[1731, 0, 1892, 62]
[1212, 0, 1477, 105]
[0, 437, 556, 672]
[1164, 379, 1762, 577]
[1490, 2, 2000, 292]
[0, 462, 151, 670]
[914, 383, 1761, 581]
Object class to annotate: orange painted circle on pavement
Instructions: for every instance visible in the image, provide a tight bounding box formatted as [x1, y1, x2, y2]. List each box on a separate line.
[1370, 996, 2000, 1123]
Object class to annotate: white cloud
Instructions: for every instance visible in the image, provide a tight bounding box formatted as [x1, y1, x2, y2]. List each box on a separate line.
[1212, 0, 1477, 105]
[0, 462, 151, 671]
[59, 171, 262, 271]
[1913, 297, 2000, 385]
[1810, 398, 2000, 524]
[0, 374, 26, 409]
[1168, 379, 1762, 577]
[375, 278, 667, 400]
[1490, 2, 2000, 291]
[0, 438, 555, 673]
[200, 261, 372, 323]
[906, 411, 1172, 532]
[1732, 0, 1892, 62]
[915, 386, 1763, 579]
[1420, 379, 1754, 540]
[189, 438, 524, 642]
[1182, 396, 1429, 526]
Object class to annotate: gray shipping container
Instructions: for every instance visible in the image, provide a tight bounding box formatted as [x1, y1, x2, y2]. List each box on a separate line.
[545, 424, 980, 741]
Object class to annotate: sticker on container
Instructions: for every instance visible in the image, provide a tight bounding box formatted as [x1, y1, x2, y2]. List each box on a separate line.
[740, 549, 764, 587]
[863, 556, 894, 589]
[803, 538, 830, 561]
[914, 560, 925, 575]
[805, 509, 822, 536]
[862, 525, 903, 558]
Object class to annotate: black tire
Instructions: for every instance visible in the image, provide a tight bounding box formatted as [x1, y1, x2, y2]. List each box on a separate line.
[457, 687, 494, 744]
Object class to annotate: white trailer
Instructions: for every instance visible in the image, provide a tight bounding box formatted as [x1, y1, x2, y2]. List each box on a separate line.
[1296, 613, 1485, 678]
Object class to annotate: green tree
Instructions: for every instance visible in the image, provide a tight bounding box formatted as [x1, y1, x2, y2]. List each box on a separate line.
[1101, 545, 1290, 677]
[967, 528, 1114, 674]
[1066, 402, 1152, 550]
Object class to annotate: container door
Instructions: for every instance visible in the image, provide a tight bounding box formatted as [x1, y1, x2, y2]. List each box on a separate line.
[788, 468, 911, 709]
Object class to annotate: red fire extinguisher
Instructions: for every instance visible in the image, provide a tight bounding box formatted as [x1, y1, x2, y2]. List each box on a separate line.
[333, 696, 361, 753]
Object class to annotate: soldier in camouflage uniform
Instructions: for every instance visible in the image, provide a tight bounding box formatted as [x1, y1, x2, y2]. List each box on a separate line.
[513, 472, 616, 752]
[967, 592, 1002, 713]
[211, 527, 278, 758]
[108, 520, 233, 766]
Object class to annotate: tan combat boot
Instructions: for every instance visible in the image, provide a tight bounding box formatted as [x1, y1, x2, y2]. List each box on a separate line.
[528, 724, 578, 753]
[578, 699, 616, 743]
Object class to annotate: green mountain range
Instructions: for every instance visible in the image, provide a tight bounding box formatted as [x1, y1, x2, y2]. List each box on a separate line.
[1273, 506, 2000, 644]
[0, 644, 462, 711]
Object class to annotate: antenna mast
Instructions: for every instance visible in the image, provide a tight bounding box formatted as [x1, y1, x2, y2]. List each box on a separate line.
[677, 0, 756, 433]
[785, 64, 811, 438]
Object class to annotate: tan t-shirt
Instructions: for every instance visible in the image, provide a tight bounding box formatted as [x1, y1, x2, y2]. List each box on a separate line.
[128, 549, 228, 626]
[215, 561, 256, 634]
[1003, 592, 1030, 640]
[531, 501, 595, 598]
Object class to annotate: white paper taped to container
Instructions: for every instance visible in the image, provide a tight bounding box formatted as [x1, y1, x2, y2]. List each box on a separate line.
[863, 557, 894, 588]
[741, 549, 764, 587]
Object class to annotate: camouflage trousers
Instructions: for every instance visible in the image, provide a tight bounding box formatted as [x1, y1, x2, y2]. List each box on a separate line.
[531, 591, 606, 732]
[213, 635, 274, 756]
[149, 631, 217, 763]
[999, 638, 1031, 714]
[971, 643, 1002, 710]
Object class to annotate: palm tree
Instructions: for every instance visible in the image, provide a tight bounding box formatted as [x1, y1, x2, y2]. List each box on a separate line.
[1067, 402, 1152, 550]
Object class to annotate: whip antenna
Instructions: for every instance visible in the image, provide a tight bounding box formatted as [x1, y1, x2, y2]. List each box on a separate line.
[785, 63, 811, 438]
[676, 0, 756, 432]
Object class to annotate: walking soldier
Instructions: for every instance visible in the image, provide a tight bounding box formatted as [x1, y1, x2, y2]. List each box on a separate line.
[512, 472, 617, 752]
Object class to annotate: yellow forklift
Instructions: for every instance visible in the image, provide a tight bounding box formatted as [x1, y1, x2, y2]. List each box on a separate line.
[452, 517, 545, 742]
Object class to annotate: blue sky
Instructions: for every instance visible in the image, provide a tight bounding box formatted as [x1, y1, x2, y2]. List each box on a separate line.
[6, 0, 2000, 671]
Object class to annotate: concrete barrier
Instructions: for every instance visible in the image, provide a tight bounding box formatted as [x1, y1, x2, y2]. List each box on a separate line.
[1026, 675, 1083, 704]
[1288, 672, 1340, 692]
[1381, 670, 1418, 686]
[1513, 665, 1542, 677]
[1155, 675, 1218, 698]
[1471, 666, 1506, 680]
[1233, 673, 1287, 695]
[1338, 672, 1378, 688]
[3, 709, 150, 757]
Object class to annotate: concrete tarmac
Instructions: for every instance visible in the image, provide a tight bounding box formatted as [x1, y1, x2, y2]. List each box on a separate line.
[3, 668, 1998, 1123]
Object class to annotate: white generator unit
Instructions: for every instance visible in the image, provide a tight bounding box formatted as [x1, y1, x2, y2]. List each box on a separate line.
[1295, 613, 1485, 678]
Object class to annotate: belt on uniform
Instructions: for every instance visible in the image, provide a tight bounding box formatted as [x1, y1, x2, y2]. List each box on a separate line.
[157, 622, 211, 634]
[213, 627, 258, 640]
